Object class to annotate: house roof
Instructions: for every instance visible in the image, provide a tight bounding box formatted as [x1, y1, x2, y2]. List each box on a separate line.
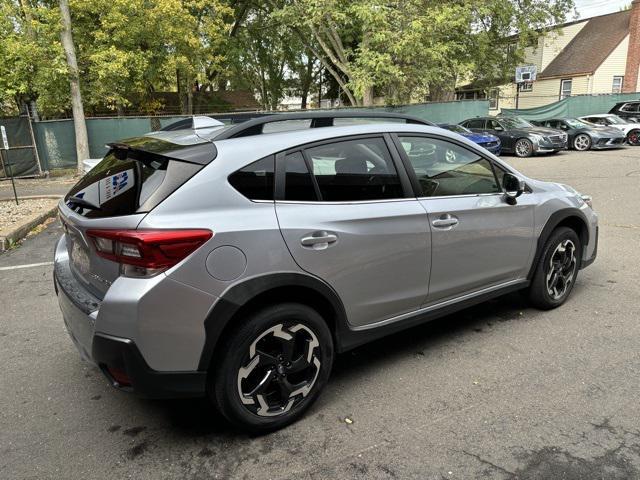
[539, 10, 631, 79]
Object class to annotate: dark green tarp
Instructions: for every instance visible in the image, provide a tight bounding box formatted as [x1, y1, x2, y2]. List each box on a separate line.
[501, 93, 640, 120]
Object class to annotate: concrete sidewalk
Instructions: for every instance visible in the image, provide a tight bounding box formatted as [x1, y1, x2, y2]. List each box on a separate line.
[0, 176, 75, 201]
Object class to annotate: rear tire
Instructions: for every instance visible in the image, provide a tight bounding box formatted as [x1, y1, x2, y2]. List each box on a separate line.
[528, 227, 581, 310]
[627, 129, 640, 146]
[210, 303, 333, 433]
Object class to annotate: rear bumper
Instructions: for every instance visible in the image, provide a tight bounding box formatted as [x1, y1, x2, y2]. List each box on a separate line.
[92, 334, 206, 398]
[54, 235, 208, 399]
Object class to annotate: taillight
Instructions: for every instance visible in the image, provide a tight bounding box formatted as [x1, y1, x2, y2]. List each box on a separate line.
[86, 229, 213, 277]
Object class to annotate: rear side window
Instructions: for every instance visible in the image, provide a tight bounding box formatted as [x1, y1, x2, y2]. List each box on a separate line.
[228, 156, 274, 200]
[65, 151, 202, 218]
[303, 137, 403, 201]
[465, 119, 485, 129]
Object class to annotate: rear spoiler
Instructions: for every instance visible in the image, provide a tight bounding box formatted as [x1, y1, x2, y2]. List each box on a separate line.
[107, 136, 217, 165]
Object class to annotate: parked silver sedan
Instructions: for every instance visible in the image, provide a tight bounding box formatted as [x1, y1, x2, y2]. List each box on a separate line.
[533, 118, 626, 151]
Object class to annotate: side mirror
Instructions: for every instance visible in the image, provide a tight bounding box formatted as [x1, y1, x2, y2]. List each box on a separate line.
[503, 173, 525, 205]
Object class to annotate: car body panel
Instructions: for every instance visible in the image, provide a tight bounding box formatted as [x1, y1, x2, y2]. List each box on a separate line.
[578, 114, 640, 135]
[53, 119, 599, 398]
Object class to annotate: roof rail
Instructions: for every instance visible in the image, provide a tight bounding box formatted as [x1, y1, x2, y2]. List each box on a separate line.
[211, 110, 434, 140]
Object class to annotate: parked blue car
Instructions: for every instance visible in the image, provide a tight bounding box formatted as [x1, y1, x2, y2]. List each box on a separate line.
[438, 124, 501, 155]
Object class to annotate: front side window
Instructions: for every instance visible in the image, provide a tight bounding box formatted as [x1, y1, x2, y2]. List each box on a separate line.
[303, 137, 403, 201]
[398, 136, 500, 197]
[620, 102, 638, 112]
[487, 119, 504, 131]
[228, 156, 274, 200]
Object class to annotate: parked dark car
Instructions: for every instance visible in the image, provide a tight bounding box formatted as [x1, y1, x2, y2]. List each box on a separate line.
[608, 101, 640, 122]
[531, 118, 626, 151]
[459, 116, 568, 157]
[438, 124, 501, 155]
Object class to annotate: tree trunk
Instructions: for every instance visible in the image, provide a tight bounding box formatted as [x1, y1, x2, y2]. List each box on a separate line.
[362, 86, 374, 106]
[429, 84, 456, 102]
[59, 0, 89, 174]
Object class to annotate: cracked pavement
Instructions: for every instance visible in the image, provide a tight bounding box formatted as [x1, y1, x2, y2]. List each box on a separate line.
[1, 148, 639, 479]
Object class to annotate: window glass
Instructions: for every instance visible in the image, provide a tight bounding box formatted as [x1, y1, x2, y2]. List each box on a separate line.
[304, 137, 403, 201]
[262, 119, 312, 133]
[613, 76, 624, 94]
[487, 119, 503, 131]
[284, 151, 317, 201]
[560, 79, 572, 99]
[465, 119, 485, 129]
[398, 136, 500, 197]
[228, 156, 274, 200]
[621, 102, 638, 112]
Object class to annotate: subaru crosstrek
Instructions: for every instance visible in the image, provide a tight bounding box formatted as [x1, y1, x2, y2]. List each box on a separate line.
[54, 112, 598, 432]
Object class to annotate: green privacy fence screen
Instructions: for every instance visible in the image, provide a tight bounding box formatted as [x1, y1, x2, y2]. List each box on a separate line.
[0, 116, 41, 177]
[33, 116, 187, 170]
[32, 100, 489, 170]
[500, 93, 640, 120]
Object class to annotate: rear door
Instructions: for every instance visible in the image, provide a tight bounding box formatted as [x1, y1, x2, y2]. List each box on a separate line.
[60, 147, 203, 298]
[394, 134, 535, 304]
[275, 135, 431, 328]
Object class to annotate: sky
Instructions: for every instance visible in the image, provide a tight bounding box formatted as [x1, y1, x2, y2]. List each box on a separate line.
[573, 0, 631, 19]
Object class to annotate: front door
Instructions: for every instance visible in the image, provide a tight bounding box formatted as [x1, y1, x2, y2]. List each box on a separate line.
[275, 136, 431, 327]
[395, 134, 535, 304]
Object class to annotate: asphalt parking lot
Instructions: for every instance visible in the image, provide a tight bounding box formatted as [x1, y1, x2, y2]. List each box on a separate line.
[1, 148, 639, 480]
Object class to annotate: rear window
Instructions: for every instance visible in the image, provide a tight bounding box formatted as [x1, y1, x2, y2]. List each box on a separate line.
[64, 151, 202, 218]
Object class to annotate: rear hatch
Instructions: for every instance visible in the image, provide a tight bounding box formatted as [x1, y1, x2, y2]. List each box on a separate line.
[59, 136, 214, 299]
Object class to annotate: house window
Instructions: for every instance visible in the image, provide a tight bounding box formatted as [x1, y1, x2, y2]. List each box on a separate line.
[612, 76, 624, 94]
[520, 83, 533, 92]
[488, 89, 499, 110]
[560, 79, 572, 100]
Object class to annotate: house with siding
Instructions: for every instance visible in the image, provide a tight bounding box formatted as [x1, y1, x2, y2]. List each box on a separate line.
[457, 2, 640, 112]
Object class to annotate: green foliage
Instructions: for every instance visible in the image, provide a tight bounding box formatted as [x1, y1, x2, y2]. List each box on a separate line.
[0, 0, 575, 115]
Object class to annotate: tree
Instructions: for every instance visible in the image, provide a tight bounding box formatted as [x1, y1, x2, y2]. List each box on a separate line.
[59, 0, 89, 172]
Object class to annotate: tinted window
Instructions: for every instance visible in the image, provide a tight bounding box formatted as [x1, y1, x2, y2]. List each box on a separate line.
[65, 151, 202, 218]
[398, 136, 500, 197]
[228, 156, 274, 200]
[487, 119, 503, 131]
[465, 119, 485, 129]
[304, 137, 403, 201]
[284, 151, 317, 201]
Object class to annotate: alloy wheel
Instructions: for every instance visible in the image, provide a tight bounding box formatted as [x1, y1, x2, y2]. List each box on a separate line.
[515, 139, 533, 157]
[628, 131, 640, 145]
[546, 239, 577, 300]
[237, 323, 321, 417]
[574, 134, 591, 151]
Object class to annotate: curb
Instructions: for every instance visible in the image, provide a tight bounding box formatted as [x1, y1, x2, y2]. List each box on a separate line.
[0, 197, 61, 251]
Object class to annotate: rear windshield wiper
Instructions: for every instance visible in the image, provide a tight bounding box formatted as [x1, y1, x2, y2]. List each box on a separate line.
[67, 196, 101, 211]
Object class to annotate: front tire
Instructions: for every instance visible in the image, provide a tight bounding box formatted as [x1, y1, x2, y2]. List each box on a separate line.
[210, 303, 334, 433]
[528, 227, 581, 310]
[514, 138, 534, 157]
[573, 133, 592, 151]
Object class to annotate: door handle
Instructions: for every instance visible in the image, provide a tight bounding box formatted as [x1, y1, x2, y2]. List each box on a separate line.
[432, 215, 459, 229]
[301, 231, 338, 248]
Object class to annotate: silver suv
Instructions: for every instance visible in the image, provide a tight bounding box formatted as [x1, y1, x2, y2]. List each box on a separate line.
[54, 112, 598, 432]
